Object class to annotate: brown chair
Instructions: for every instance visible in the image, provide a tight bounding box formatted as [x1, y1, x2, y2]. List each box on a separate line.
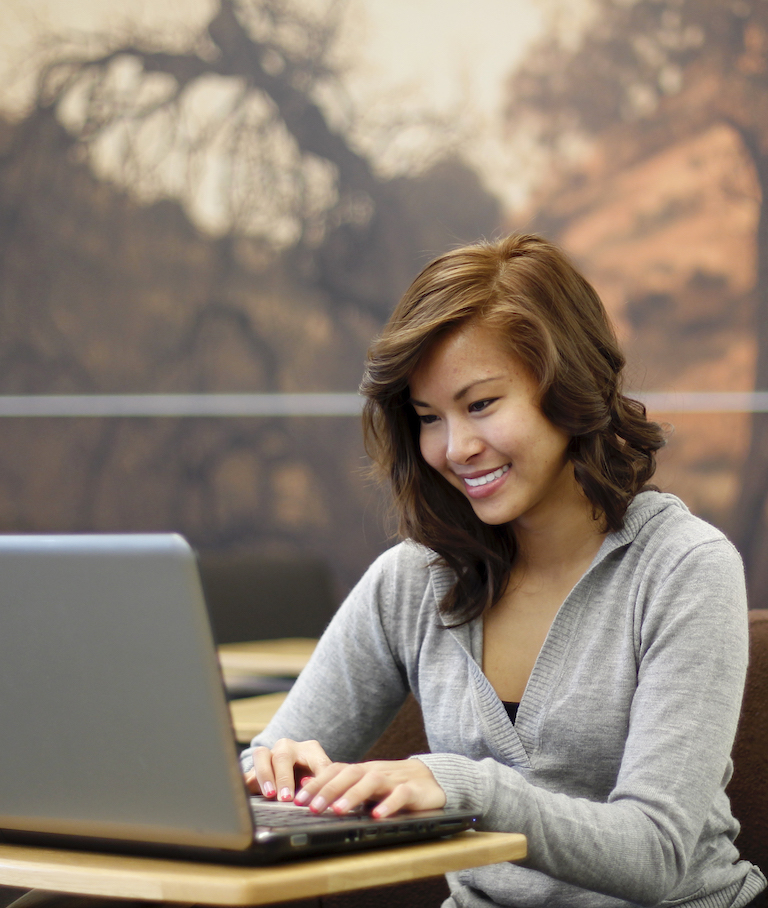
[727, 609, 768, 875]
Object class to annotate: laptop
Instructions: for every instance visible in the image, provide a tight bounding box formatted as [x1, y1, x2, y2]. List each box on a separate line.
[0, 533, 478, 864]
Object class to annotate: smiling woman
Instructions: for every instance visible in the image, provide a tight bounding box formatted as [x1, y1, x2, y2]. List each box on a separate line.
[361, 234, 664, 622]
[241, 235, 766, 908]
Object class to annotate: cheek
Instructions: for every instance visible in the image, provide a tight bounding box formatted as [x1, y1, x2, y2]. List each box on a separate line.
[530, 420, 570, 466]
[418, 429, 444, 471]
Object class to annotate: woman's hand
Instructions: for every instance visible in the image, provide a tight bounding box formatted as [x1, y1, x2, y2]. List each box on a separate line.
[293, 758, 446, 818]
[245, 738, 333, 801]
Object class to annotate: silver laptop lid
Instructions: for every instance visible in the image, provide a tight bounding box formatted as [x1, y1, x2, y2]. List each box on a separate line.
[0, 534, 253, 850]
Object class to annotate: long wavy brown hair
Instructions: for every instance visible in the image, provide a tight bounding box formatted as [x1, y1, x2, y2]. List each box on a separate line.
[360, 234, 665, 624]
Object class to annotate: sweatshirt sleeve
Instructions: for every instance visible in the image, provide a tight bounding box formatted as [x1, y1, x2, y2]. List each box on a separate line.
[416, 537, 750, 906]
[240, 543, 428, 774]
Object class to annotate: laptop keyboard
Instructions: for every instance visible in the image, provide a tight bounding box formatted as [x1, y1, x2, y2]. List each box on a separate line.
[250, 799, 365, 827]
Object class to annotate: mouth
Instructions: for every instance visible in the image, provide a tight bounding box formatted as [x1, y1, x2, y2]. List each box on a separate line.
[463, 464, 510, 489]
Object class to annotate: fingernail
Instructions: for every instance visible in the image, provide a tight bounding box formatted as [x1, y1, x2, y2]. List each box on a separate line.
[300, 776, 312, 787]
[372, 804, 389, 818]
[294, 789, 310, 806]
[279, 788, 292, 801]
[332, 798, 349, 815]
[310, 795, 327, 813]
[262, 782, 276, 798]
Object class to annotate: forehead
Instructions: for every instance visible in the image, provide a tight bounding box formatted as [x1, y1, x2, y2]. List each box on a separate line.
[410, 322, 527, 393]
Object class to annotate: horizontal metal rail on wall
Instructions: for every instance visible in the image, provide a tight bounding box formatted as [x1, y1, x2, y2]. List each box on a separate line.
[0, 394, 365, 417]
[0, 391, 766, 417]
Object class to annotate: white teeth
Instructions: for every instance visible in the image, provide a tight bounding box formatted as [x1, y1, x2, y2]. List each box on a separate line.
[464, 465, 510, 488]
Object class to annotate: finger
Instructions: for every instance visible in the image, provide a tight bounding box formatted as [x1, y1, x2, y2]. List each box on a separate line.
[271, 739, 333, 802]
[296, 742, 334, 779]
[307, 761, 400, 813]
[370, 781, 425, 818]
[312, 760, 448, 817]
[271, 741, 303, 801]
[371, 765, 447, 818]
[293, 761, 349, 808]
[376, 778, 442, 818]
[243, 768, 260, 795]
[250, 746, 278, 798]
[328, 771, 389, 815]
[308, 764, 382, 814]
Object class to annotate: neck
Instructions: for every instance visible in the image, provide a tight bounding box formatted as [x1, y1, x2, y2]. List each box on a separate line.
[512, 488, 606, 580]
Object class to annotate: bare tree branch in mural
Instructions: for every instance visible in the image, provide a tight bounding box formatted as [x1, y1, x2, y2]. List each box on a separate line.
[32, 0, 461, 320]
[0, 0, 501, 591]
[505, 0, 768, 600]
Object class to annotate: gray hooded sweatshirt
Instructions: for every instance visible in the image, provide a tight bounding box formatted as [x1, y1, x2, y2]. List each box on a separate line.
[242, 492, 766, 908]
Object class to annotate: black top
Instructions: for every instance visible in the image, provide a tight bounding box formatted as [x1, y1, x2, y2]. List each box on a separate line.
[502, 701, 520, 724]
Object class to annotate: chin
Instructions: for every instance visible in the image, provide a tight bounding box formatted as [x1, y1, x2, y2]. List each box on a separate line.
[478, 517, 514, 527]
[470, 505, 516, 526]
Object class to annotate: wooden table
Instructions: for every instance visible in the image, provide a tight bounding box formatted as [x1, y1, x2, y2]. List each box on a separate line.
[229, 693, 288, 744]
[0, 832, 526, 906]
[218, 639, 316, 680]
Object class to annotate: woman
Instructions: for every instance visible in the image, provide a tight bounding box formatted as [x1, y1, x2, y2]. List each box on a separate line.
[241, 235, 766, 907]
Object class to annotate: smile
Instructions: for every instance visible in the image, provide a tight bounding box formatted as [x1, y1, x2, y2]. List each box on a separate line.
[463, 465, 510, 488]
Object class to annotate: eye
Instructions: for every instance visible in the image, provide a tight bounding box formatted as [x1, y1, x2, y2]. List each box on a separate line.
[417, 413, 439, 425]
[468, 398, 497, 414]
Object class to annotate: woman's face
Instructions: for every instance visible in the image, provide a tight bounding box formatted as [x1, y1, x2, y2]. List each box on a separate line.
[409, 321, 576, 529]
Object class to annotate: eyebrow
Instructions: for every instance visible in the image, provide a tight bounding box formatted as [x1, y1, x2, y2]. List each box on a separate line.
[410, 375, 505, 408]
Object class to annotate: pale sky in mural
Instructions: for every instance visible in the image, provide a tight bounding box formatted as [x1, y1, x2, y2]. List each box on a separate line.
[0, 0, 557, 210]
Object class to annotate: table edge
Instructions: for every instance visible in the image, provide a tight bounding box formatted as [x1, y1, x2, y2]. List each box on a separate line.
[0, 831, 527, 905]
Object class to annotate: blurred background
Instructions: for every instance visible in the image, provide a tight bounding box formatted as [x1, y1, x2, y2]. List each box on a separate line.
[0, 0, 766, 610]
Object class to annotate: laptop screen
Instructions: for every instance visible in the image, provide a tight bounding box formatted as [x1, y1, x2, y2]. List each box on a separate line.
[0, 534, 254, 850]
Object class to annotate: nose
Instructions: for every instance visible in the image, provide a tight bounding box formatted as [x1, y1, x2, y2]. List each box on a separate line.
[445, 418, 483, 465]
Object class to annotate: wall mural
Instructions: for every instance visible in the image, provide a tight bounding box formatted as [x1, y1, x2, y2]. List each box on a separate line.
[0, 0, 765, 608]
